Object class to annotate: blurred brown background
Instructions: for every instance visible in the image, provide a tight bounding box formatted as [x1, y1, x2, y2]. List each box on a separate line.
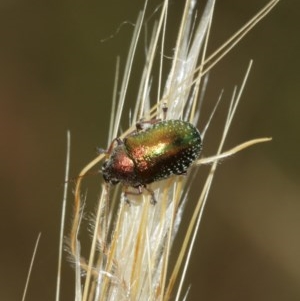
[0, 0, 299, 300]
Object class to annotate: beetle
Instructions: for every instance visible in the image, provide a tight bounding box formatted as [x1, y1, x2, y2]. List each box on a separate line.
[101, 119, 202, 204]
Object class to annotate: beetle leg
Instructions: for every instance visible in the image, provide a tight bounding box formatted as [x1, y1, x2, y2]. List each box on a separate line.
[124, 185, 156, 205]
[123, 185, 143, 204]
[135, 104, 168, 131]
[162, 102, 168, 120]
[97, 137, 124, 155]
[123, 194, 131, 206]
[122, 185, 133, 205]
[135, 120, 144, 132]
[135, 118, 162, 132]
[115, 137, 123, 145]
[95, 147, 106, 154]
[144, 186, 157, 205]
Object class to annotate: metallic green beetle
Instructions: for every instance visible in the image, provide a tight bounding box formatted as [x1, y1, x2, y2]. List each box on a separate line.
[101, 119, 202, 203]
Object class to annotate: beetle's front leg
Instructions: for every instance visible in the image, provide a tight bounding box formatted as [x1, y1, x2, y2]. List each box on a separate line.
[123, 185, 157, 205]
[123, 185, 143, 205]
[96, 138, 123, 155]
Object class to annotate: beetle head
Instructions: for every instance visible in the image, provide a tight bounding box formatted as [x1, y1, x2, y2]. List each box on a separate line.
[101, 160, 120, 185]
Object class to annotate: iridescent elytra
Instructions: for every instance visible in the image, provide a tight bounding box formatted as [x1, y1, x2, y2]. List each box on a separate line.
[101, 119, 202, 203]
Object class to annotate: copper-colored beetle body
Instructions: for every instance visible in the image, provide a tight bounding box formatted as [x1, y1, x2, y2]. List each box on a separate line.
[102, 120, 202, 192]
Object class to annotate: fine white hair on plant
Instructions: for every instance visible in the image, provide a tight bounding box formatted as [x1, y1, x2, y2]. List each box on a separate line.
[61, 1, 280, 301]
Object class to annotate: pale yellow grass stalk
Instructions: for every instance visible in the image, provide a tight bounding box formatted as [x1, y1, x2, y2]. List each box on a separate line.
[22, 233, 41, 301]
[63, 1, 280, 301]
